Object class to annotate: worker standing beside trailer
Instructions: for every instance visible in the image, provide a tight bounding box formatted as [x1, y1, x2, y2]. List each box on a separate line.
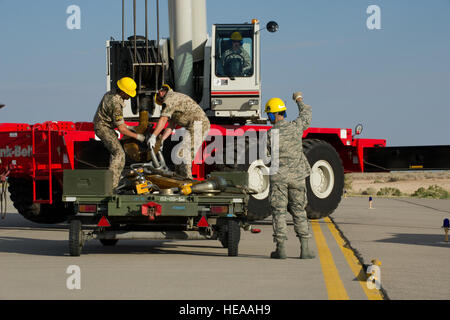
[148, 85, 210, 180]
[266, 92, 315, 259]
[93, 77, 146, 189]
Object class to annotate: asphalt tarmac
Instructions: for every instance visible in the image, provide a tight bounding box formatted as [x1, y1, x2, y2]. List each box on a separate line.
[0, 193, 448, 300]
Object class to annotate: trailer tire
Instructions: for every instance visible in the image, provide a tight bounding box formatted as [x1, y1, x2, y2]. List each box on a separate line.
[220, 235, 228, 248]
[99, 239, 119, 246]
[8, 178, 74, 224]
[216, 218, 229, 248]
[303, 139, 344, 220]
[69, 220, 83, 256]
[227, 219, 240, 257]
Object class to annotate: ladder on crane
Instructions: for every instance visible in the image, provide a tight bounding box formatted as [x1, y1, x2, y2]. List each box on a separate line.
[31, 123, 54, 204]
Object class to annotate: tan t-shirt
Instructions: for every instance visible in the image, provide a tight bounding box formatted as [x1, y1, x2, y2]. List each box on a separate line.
[93, 90, 125, 130]
[160, 91, 208, 129]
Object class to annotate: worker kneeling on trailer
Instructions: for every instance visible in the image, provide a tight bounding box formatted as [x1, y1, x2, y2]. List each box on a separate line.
[148, 84, 210, 180]
[93, 77, 146, 189]
[266, 92, 315, 259]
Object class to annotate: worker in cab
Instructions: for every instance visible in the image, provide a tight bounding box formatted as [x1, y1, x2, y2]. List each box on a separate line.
[93, 77, 146, 189]
[219, 31, 252, 77]
[265, 92, 315, 259]
[148, 84, 210, 180]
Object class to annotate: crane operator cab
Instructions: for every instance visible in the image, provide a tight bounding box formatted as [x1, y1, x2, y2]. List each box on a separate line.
[216, 31, 253, 78]
[209, 21, 278, 123]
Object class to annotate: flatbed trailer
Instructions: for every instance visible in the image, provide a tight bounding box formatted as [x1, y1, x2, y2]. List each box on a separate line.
[62, 169, 252, 257]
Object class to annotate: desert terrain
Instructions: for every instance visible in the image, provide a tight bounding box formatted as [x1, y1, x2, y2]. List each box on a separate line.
[345, 171, 450, 198]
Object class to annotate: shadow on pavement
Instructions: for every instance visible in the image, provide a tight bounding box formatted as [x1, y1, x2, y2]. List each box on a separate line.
[0, 212, 68, 231]
[376, 233, 450, 248]
[0, 236, 268, 259]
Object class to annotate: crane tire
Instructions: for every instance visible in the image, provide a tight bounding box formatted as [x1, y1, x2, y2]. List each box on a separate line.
[303, 139, 344, 220]
[8, 178, 73, 224]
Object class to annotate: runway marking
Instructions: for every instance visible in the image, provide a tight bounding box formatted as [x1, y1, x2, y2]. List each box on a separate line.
[324, 217, 384, 300]
[310, 220, 349, 300]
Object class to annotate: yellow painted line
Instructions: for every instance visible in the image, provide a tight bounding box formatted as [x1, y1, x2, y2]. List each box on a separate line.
[310, 220, 349, 300]
[324, 217, 384, 300]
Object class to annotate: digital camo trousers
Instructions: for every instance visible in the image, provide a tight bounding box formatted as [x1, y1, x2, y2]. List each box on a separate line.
[174, 120, 210, 179]
[95, 126, 125, 188]
[270, 178, 311, 242]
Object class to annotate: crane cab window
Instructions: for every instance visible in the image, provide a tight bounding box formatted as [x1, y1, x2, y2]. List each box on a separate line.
[215, 25, 254, 78]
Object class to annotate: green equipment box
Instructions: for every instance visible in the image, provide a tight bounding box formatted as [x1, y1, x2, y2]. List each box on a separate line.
[63, 170, 113, 197]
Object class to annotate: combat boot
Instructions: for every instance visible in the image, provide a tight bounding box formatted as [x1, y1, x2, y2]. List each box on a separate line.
[299, 237, 315, 259]
[270, 241, 287, 259]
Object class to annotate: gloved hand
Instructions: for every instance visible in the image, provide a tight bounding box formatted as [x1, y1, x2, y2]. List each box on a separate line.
[147, 134, 157, 149]
[136, 133, 145, 142]
[293, 91, 303, 102]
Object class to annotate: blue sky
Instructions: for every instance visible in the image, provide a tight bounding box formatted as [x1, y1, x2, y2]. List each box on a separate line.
[0, 0, 449, 146]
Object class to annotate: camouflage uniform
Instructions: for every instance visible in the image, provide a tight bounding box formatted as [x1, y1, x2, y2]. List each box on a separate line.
[160, 90, 210, 179]
[267, 100, 312, 243]
[219, 47, 252, 76]
[93, 90, 126, 188]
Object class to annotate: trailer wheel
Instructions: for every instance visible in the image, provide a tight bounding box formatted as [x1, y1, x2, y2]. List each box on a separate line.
[219, 233, 228, 248]
[227, 219, 240, 257]
[303, 139, 344, 220]
[69, 220, 83, 256]
[215, 218, 229, 248]
[99, 239, 119, 246]
[8, 178, 74, 224]
[218, 225, 228, 248]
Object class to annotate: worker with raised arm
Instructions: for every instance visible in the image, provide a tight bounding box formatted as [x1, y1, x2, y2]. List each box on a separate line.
[93, 77, 146, 189]
[148, 84, 210, 180]
[265, 92, 315, 259]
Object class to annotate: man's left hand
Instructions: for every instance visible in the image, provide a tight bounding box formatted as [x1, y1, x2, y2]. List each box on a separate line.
[136, 134, 145, 142]
[147, 134, 157, 149]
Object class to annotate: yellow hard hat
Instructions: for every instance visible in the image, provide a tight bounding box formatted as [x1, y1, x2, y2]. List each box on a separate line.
[117, 77, 137, 98]
[265, 98, 287, 114]
[160, 84, 172, 91]
[154, 84, 172, 105]
[230, 32, 243, 41]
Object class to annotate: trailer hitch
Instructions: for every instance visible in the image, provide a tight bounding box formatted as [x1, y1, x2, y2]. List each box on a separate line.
[141, 201, 162, 220]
